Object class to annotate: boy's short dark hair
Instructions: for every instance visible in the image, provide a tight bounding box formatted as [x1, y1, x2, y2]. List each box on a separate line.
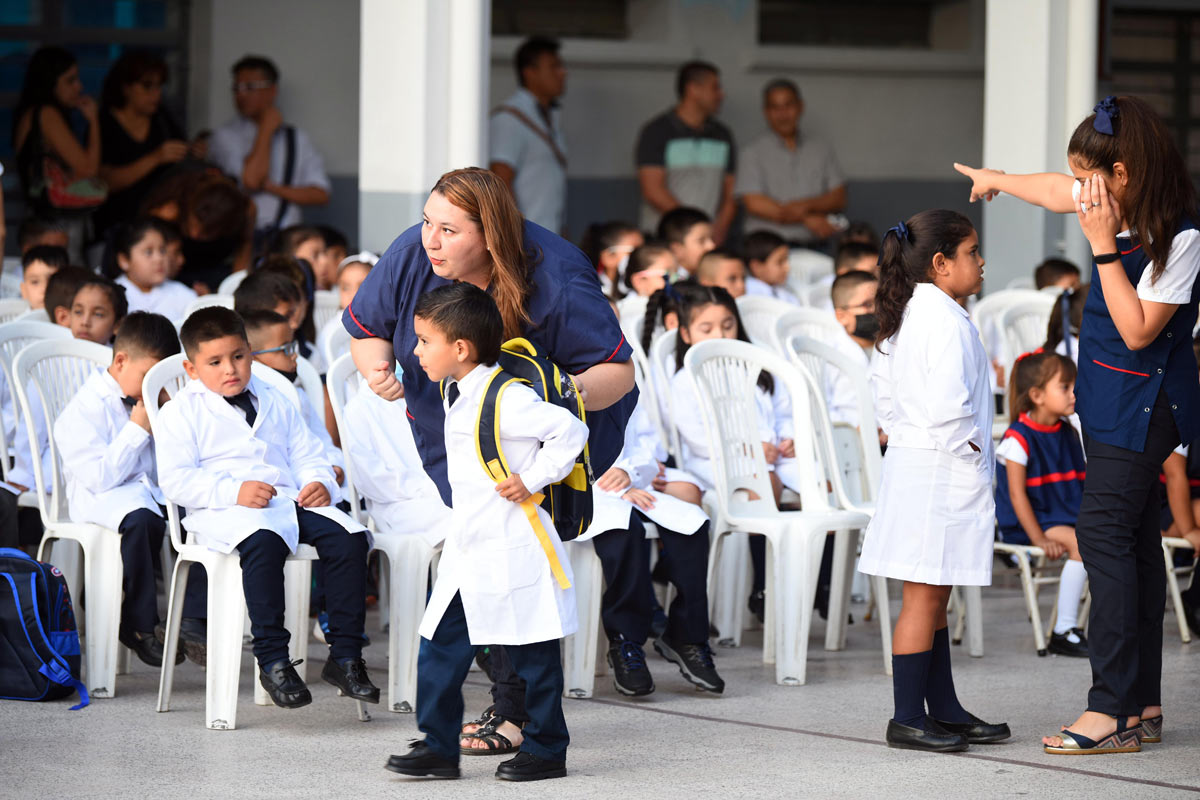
[743, 230, 788, 264]
[112, 311, 181, 360]
[153, 216, 182, 244]
[267, 225, 324, 258]
[657, 206, 711, 245]
[697, 248, 743, 279]
[1034, 258, 1081, 290]
[414, 283, 502, 366]
[241, 309, 291, 347]
[22, 245, 69, 271]
[77, 275, 129, 324]
[234, 269, 303, 315]
[515, 36, 560, 85]
[17, 217, 67, 251]
[232, 54, 278, 83]
[44, 266, 95, 319]
[834, 241, 879, 274]
[316, 224, 347, 252]
[831, 270, 879, 309]
[180, 306, 248, 361]
[676, 60, 718, 99]
[762, 77, 800, 104]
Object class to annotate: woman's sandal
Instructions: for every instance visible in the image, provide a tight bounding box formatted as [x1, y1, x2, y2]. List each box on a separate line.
[459, 704, 496, 737]
[1043, 715, 1141, 755]
[1139, 714, 1163, 744]
[460, 714, 525, 756]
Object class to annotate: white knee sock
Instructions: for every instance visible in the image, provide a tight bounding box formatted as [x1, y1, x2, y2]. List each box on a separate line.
[1054, 558, 1088, 635]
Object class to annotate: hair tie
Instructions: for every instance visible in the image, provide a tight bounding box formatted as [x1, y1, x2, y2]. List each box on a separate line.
[1093, 96, 1119, 136]
[1014, 347, 1043, 365]
[663, 283, 682, 304]
[886, 221, 910, 244]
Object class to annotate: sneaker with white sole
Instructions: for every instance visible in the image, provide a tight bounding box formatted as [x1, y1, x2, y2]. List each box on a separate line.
[653, 637, 724, 693]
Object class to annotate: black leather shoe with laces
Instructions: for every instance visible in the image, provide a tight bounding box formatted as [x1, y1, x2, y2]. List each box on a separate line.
[653, 637, 724, 693]
[385, 740, 460, 778]
[495, 751, 567, 782]
[259, 658, 312, 709]
[120, 629, 184, 668]
[607, 638, 654, 696]
[321, 656, 380, 703]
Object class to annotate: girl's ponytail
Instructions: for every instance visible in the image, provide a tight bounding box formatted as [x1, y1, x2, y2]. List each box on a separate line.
[641, 287, 670, 354]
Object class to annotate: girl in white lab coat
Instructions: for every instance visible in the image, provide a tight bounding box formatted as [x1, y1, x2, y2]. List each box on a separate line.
[616, 242, 679, 325]
[858, 210, 1009, 753]
[103, 217, 197, 322]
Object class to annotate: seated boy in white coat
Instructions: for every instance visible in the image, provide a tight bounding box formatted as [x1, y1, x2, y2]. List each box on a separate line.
[386, 284, 587, 782]
[154, 306, 377, 710]
[53, 312, 185, 667]
[826, 270, 878, 429]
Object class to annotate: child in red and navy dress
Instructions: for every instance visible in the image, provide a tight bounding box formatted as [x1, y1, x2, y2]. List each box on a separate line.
[995, 351, 1089, 657]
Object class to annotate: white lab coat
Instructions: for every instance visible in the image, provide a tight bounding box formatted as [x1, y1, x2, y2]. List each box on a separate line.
[859, 283, 996, 586]
[115, 276, 197, 322]
[53, 370, 163, 531]
[269, 371, 344, 472]
[154, 375, 364, 554]
[745, 275, 802, 306]
[341, 388, 449, 548]
[824, 328, 872, 428]
[419, 363, 588, 646]
[6, 370, 97, 495]
[584, 397, 708, 539]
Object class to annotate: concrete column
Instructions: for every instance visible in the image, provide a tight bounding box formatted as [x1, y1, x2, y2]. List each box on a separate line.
[358, 0, 490, 251]
[981, 0, 1097, 291]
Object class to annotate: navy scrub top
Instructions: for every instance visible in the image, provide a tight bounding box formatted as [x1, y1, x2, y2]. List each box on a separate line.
[343, 219, 637, 504]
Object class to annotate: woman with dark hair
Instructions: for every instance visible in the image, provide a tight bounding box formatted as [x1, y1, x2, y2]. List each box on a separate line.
[95, 50, 189, 237]
[12, 46, 102, 256]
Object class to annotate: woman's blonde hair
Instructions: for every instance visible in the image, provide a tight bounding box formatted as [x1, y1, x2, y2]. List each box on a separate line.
[431, 167, 535, 340]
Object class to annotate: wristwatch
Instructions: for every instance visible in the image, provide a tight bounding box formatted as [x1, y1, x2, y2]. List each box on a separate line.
[1093, 252, 1122, 264]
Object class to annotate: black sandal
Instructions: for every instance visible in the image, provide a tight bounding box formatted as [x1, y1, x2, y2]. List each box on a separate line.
[459, 704, 496, 737]
[460, 713, 525, 756]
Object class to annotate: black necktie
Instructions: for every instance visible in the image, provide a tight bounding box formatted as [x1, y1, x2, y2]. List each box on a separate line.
[121, 396, 138, 410]
[226, 391, 257, 426]
[446, 382, 460, 408]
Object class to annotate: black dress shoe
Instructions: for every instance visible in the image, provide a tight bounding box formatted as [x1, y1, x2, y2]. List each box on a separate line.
[321, 656, 380, 703]
[120, 629, 184, 667]
[179, 617, 208, 667]
[385, 740, 460, 779]
[1047, 628, 1089, 658]
[885, 719, 968, 752]
[928, 713, 1011, 744]
[259, 658, 312, 708]
[495, 751, 567, 782]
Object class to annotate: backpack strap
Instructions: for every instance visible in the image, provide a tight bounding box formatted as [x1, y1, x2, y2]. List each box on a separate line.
[271, 125, 297, 230]
[474, 368, 571, 590]
[492, 106, 567, 169]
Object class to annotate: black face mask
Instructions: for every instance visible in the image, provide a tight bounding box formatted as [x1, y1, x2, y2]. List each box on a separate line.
[277, 368, 298, 384]
[852, 312, 879, 340]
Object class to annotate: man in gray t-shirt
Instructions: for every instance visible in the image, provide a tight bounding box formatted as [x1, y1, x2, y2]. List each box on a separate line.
[736, 79, 846, 245]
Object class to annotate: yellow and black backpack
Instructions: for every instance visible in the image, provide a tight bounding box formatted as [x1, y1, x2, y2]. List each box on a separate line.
[442, 338, 593, 587]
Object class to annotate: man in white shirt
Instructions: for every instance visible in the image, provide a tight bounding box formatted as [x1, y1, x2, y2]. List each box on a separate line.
[489, 37, 567, 234]
[207, 55, 330, 235]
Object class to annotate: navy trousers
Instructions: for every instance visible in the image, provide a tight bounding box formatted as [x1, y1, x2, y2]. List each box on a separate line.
[236, 508, 369, 667]
[117, 508, 165, 634]
[592, 515, 711, 644]
[417, 592, 568, 763]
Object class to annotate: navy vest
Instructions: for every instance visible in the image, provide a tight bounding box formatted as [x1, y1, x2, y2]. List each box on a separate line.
[995, 414, 1087, 535]
[1075, 219, 1200, 452]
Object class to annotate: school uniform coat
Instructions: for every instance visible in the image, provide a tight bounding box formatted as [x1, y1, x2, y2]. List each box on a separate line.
[859, 283, 996, 586]
[53, 370, 163, 530]
[154, 375, 364, 554]
[115, 276, 197, 322]
[419, 363, 589, 646]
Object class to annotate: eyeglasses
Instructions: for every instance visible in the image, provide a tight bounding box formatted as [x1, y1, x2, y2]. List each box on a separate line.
[252, 341, 299, 357]
[232, 80, 274, 93]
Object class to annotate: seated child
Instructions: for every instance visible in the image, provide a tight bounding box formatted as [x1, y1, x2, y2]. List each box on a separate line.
[43, 266, 95, 327]
[317, 225, 349, 284]
[616, 242, 678, 322]
[52, 312, 185, 666]
[834, 241, 880, 278]
[657, 206, 714, 278]
[1034, 258, 1082, 291]
[1044, 284, 1088, 365]
[826, 270, 878, 427]
[580, 221, 643, 299]
[107, 218, 198, 321]
[695, 248, 746, 298]
[743, 230, 801, 305]
[17, 217, 69, 255]
[19, 244, 68, 313]
[837, 221, 879, 249]
[243, 309, 344, 485]
[154, 306, 376, 709]
[316, 252, 377, 366]
[270, 225, 336, 292]
[995, 351, 1088, 657]
[386, 283, 586, 781]
[1160, 338, 1200, 636]
[250, 255, 325, 373]
[159, 218, 186, 281]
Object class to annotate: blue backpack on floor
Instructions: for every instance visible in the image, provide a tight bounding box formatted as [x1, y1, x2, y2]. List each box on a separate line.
[0, 548, 88, 709]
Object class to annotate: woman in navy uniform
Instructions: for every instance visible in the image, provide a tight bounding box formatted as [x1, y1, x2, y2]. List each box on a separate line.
[956, 96, 1200, 755]
[344, 167, 636, 779]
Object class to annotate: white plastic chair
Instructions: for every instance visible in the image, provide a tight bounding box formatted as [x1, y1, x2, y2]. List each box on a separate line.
[970, 289, 1043, 366]
[319, 319, 352, 370]
[0, 298, 31, 323]
[182, 294, 235, 319]
[0, 321, 73, 481]
[647, 329, 681, 461]
[786, 248, 835, 288]
[685, 339, 871, 684]
[991, 541, 1071, 654]
[1000, 293, 1057, 365]
[13, 339, 130, 698]
[313, 290, 341, 334]
[1006, 276, 1036, 290]
[802, 283, 834, 309]
[735, 295, 796, 349]
[773, 308, 845, 355]
[561, 540, 605, 699]
[1163, 537, 1197, 644]
[216, 270, 249, 296]
[327, 352, 438, 713]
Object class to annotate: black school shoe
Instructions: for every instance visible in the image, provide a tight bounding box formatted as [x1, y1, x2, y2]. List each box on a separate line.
[653, 637, 724, 693]
[156, 618, 208, 668]
[259, 658, 312, 708]
[1048, 628, 1089, 658]
[321, 655, 380, 703]
[385, 740, 460, 779]
[495, 751, 567, 782]
[927, 713, 1011, 744]
[120, 628, 184, 668]
[607, 638, 655, 696]
[885, 719, 968, 753]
